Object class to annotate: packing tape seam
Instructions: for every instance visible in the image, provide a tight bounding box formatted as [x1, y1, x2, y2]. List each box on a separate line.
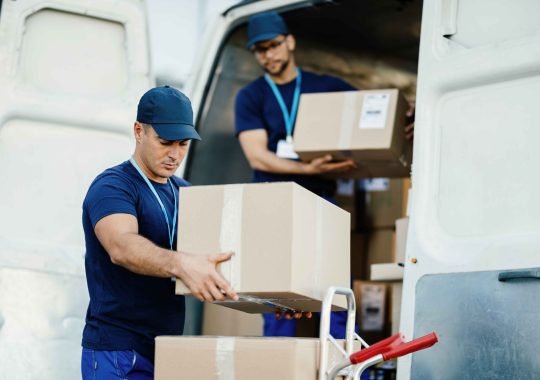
[216, 337, 235, 380]
[220, 185, 243, 290]
[338, 92, 357, 150]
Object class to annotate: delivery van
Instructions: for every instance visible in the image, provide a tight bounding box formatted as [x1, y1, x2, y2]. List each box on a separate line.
[1, 0, 539, 378]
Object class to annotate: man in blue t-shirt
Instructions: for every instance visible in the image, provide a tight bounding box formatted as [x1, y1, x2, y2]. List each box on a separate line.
[234, 12, 359, 339]
[81, 86, 238, 380]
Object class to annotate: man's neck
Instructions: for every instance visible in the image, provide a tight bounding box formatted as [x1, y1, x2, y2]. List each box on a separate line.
[268, 60, 298, 85]
[131, 153, 167, 184]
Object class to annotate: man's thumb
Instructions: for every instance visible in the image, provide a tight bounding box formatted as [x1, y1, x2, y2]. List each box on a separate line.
[214, 251, 234, 263]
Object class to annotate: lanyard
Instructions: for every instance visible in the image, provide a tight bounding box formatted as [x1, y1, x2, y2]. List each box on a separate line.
[129, 157, 177, 250]
[264, 67, 302, 143]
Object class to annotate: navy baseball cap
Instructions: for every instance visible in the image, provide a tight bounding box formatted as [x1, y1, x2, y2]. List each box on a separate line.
[246, 11, 288, 49]
[136, 86, 201, 141]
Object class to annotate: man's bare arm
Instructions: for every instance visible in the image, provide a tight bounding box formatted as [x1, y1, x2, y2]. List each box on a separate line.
[94, 213, 238, 302]
[238, 129, 356, 175]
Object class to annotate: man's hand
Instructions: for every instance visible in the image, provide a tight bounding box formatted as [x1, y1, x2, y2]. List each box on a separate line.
[303, 154, 357, 175]
[405, 105, 415, 141]
[176, 251, 239, 302]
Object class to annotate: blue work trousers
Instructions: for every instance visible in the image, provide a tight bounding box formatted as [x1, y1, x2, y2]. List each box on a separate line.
[81, 348, 153, 380]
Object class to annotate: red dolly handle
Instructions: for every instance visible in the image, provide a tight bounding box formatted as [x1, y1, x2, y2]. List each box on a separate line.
[382, 332, 438, 360]
[350, 333, 405, 364]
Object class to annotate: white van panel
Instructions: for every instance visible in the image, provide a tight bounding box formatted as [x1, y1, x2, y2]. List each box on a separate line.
[0, 0, 152, 378]
[399, 0, 540, 377]
[19, 9, 128, 97]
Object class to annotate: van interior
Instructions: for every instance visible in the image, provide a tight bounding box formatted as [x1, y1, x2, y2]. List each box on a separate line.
[185, 0, 423, 340]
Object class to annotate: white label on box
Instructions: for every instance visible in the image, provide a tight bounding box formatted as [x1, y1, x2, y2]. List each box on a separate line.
[359, 178, 390, 192]
[361, 284, 385, 331]
[359, 93, 390, 129]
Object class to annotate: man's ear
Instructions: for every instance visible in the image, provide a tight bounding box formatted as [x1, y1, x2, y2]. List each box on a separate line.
[134, 122, 143, 143]
[286, 34, 296, 52]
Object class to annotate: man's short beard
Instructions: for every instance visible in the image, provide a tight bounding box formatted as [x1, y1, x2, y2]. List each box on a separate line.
[264, 57, 290, 76]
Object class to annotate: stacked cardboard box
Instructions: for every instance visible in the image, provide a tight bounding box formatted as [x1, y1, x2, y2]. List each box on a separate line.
[293, 89, 411, 179]
[155, 336, 351, 380]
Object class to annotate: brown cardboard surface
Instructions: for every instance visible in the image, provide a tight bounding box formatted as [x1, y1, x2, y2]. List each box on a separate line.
[293, 89, 411, 179]
[175, 182, 350, 312]
[365, 229, 394, 279]
[202, 303, 263, 336]
[363, 178, 407, 229]
[155, 336, 348, 380]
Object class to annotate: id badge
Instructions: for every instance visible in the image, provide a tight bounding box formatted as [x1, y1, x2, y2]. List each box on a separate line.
[276, 139, 299, 159]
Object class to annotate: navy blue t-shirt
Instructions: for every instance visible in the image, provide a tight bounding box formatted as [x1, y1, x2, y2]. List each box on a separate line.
[235, 69, 356, 196]
[82, 161, 188, 362]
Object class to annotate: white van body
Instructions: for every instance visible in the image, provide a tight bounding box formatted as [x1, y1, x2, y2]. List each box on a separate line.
[185, 0, 540, 378]
[0, 0, 152, 378]
[1, 0, 539, 378]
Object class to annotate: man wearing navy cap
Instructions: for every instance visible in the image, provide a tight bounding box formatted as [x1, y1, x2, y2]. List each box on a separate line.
[235, 11, 360, 340]
[81, 86, 238, 379]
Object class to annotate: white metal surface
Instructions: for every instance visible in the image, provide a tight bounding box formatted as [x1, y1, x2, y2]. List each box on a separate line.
[0, 1, 152, 378]
[399, 0, 540, 377]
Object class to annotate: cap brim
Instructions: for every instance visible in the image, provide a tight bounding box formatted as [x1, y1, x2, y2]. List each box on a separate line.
[151, 123, 201, 141]
[246, 32, 282, 49]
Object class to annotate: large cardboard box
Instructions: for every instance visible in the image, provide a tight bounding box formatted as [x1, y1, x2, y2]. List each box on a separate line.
[155, 336, 348, 380]
[293, 89, 411, 178]
[176, 182, 350, 312]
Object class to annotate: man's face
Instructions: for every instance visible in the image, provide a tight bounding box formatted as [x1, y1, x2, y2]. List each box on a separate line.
[252, 35, 294, 76]
[134, 122, 190, 182]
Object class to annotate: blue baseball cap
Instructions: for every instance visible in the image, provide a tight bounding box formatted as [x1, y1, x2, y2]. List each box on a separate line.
[246, 11, 288, 49]
[136, 86, 201, 141]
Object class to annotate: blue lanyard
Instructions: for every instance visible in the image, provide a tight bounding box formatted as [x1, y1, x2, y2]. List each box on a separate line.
[264, 67, 302, 143]
[129, 158, 177, 250]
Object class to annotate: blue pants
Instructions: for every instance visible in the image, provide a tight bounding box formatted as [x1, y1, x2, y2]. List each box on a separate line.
[263, 310, 351, 338]
[81, 348, 153, 380]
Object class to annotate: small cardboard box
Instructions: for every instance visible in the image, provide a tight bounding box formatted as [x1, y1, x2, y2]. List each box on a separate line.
[353, 281, 389, 340]
[176, 182, 350, 312]
[293, 89, 411, 178]
[155, 336, 348, 380]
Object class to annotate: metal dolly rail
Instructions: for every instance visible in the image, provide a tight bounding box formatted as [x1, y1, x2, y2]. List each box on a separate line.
[319, 286, 438, 379]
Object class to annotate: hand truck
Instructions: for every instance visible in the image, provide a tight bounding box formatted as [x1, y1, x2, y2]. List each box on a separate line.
[319, 286, 438, 379]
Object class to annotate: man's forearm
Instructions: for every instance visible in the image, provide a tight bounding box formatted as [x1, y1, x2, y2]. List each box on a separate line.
[108, 231, 178, 278]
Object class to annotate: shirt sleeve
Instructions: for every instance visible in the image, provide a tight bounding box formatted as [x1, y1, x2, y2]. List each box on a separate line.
[325, 75, 358, 92]
[234, 85, 266, 137]
[84, 174, 138, 228]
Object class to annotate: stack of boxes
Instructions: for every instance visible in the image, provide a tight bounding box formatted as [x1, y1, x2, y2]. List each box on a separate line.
[155, 89, 412, 378]
[155, 182, 351, 378]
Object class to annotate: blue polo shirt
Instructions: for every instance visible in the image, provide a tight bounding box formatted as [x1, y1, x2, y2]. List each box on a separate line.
[235, 69, 356, 196]
[82, 161, 188, 362]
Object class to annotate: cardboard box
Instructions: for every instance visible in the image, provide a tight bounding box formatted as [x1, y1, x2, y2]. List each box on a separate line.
[293, 89, 411, 178]
[365, 229, 395, 278]
[362, 178, 407, 229]
[202, 303, 263, 336]
[155, 336, 349, 380]
[176, 182, 350, 312]
[353, 281, 390, 344]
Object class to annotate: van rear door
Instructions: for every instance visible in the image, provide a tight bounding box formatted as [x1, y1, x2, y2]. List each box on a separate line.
[400, 0, 540, 378]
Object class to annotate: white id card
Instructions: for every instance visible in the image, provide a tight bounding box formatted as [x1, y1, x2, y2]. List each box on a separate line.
[276, 139, 299, 159]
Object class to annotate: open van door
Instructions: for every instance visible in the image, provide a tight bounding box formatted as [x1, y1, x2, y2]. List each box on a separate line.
[0, 1, 152, 378]
[399, 0, 540, 378]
